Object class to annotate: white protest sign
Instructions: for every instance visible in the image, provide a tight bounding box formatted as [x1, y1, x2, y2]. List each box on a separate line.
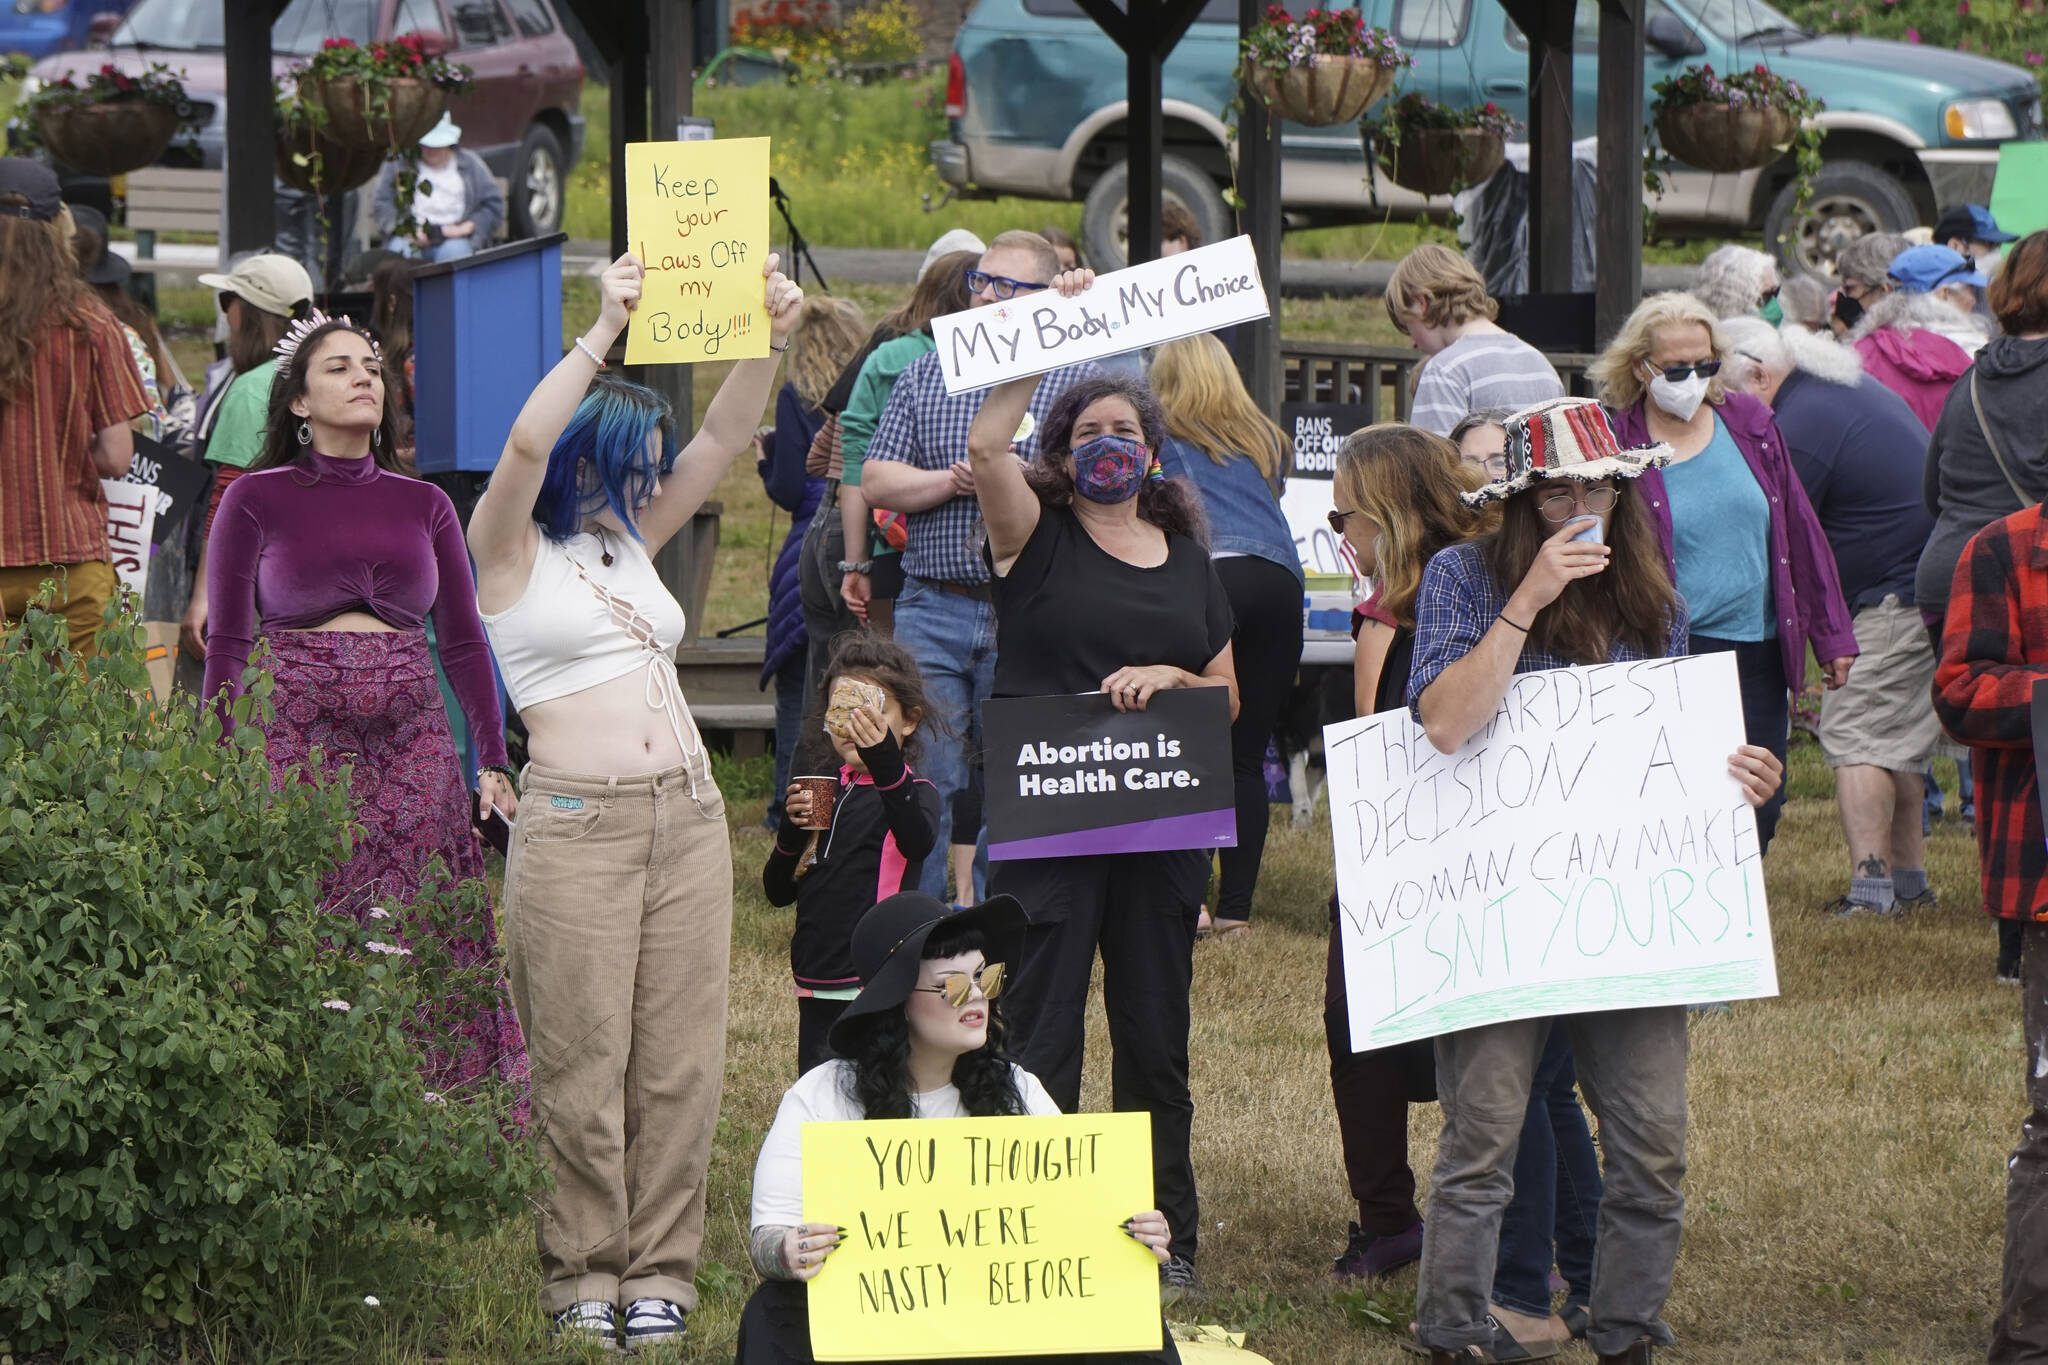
[930, 235, 1271, 395]
[1325, 651, 1776, 1052]
[102, 478, 157, 600]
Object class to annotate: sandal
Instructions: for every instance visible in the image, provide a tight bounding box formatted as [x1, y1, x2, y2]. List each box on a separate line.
[1213, 919, 1251, 939]
[1195, 907, 1213, 939]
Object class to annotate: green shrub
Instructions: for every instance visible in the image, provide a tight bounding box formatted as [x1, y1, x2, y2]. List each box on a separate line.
[0, 603, 538, 1355]
[1778, 0, 2045, 92]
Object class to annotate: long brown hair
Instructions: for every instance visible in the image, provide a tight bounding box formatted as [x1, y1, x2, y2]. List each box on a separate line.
[1334, 423, 1494, 627]
[228, 298, 295, 376]
[69, 215, 177, 390]
[0, 207, 94, 401]
[881, 251, 979, 336]
[1027, 374, 1209, 546]
[1149, 333, 1291, 491]
[1481, 481, 1677, 664]
[788, 295, 869, 409]
[248, 321, 404, 475]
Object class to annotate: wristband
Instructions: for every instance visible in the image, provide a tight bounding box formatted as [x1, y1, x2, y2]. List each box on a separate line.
[573, 337, 604, 367]
[480, 763, 520, 793]
[770, 340, 790, 354]
[837, 560, 874, 574]
[1496, 612, 1530, 634]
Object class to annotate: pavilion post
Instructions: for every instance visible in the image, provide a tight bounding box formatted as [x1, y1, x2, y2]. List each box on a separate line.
[1596, 0, 1647, 344]
[222, 0, 276, 258]
[1236, 0, 1283, 415]
[642, 0, 703, 628]
[1502, 0, 1575, 294]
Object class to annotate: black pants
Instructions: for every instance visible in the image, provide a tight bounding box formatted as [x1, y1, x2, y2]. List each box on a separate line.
[795, 996, 849, 1077]
[1213, 555, 1304, 923]
[1688, 634, 1788, 854]
[799, 498, 860, 702]
[992, 849, 1207, 1263]
[1324, 896, 1431, 1237]
[735, 1279, 1183, 1364]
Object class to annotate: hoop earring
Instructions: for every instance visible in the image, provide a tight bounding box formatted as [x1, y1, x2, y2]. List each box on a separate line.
[296, 421, 312, 446]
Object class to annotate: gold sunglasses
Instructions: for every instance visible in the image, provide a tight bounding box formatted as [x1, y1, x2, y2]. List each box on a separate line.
[913, 962, 1006, 1009]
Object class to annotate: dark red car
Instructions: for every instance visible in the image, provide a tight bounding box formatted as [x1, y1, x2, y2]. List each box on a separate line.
[26, 0, 585, 236]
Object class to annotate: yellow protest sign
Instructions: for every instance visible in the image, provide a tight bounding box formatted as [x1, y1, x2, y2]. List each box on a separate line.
[801, 1113, 1160, 1361]
[623, 136, 770, 364]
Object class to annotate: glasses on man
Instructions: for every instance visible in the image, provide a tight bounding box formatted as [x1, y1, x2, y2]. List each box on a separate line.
[1649, 360, 1722, 383]
[913, 962, 1006, 1009]
[964, 270, 1048, 301]
[1536, 485, 1618, 522]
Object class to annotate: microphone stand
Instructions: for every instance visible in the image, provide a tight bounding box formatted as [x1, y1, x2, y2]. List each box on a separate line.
[769, 176, 829, 293]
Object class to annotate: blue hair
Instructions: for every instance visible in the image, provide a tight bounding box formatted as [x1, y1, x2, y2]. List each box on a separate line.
[529, 373, 678, 543]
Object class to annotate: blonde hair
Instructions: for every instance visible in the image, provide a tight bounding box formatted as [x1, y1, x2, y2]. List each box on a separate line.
[786, 295, 869, 410]
[1384, 243, 1498, 332]
[1333, 423, 1494, 627]
[1148, 334, 1291, 491]
[1588, 291, 1729, 411]
[984, 229, 1061, 282]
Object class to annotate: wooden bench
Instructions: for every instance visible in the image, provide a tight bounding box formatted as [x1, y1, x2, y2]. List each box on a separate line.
[123, 166, 221, 309]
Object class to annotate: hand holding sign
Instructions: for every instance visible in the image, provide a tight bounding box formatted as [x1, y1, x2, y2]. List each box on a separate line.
[595, 252, 645, 334]
[781, 1222, 847, 1281]
[624, 136, 773, 364]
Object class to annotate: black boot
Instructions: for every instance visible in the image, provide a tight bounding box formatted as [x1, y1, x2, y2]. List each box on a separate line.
[1597, 1339, 1654, 1365]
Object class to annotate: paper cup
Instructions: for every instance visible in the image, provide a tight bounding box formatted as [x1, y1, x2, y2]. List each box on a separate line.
[792, 775, 840, 831]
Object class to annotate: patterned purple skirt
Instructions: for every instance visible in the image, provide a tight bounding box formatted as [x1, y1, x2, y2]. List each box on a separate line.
[264, 630, 528, 1106]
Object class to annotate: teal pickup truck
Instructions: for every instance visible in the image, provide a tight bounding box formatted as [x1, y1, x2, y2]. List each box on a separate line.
[930, 0, 2043, 274]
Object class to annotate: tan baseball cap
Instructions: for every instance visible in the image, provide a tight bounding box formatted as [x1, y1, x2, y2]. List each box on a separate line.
[197, 253, 314, 319]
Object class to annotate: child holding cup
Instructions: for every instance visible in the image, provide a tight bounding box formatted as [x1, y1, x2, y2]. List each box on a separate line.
[763, 633, 943, 1073]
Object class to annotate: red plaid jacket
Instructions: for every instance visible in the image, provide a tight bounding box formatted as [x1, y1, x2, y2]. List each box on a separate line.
[1935, 505, 2048, 922]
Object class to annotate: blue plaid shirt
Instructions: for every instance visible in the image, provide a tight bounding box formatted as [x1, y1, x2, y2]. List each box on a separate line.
[1405, 541, 1691, 720]
[865, 352, 1100, 585]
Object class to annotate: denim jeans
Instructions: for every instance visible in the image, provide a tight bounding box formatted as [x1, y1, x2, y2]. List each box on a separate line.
[1416, 1006, 1687, 1358]
[1492, 1023, 1604, 1316]
[387, 232, 476, 263]
[890, 577, 995, 901]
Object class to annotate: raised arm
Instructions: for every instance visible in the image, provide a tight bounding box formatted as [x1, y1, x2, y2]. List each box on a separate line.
[636, 255, 805, 553]
[969, 373, 1044, 572]
[468, 253, 645, 591]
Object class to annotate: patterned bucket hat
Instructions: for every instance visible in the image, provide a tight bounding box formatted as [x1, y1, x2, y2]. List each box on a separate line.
[1462, 397, 1675, 508]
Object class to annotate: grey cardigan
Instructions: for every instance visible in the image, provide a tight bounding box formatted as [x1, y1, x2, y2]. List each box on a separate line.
[370, 148, 505, 245]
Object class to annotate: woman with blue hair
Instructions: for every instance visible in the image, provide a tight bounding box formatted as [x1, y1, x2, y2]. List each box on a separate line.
[467, 251, 804, 1350]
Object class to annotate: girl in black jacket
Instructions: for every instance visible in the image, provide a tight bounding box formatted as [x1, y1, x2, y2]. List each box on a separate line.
[764, 633, 942, 1073]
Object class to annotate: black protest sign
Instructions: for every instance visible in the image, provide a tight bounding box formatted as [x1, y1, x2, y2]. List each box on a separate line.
[1283, 401, 1374, 483]
[983, 687, 1235, 860]
[122, 433, 210, 545]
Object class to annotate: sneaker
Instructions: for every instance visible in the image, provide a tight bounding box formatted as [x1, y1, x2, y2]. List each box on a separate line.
[1484, 1308, 1565, 1359]
[1895, 887, 1939, 914]
[621, 1298, 686, 1350]
[1823, 895, 1896, 918]
[552, 1300, 618, 1351]
[1332, 1219, 1424, 1280]
[1998, 962, 2023, 986]
[1158, 1254, 1200, 1305]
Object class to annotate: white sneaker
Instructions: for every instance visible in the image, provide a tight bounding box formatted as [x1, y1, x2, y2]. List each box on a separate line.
[552, 1299, 618, 1351]
[622, 1297, 687, 1350]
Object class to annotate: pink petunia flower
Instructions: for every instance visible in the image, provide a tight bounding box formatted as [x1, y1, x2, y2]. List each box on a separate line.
[1905, 26, 1920, 39]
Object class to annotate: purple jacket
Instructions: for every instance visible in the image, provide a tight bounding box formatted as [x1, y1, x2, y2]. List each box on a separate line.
[1611, 391, 1857, 687]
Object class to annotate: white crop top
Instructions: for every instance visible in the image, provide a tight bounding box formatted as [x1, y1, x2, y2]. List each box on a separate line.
[482, 530, 702, 762]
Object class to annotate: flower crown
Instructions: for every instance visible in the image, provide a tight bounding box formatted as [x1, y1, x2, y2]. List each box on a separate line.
[273, 309, 383, 376]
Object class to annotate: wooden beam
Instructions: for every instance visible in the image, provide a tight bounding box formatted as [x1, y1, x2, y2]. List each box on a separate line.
[1071, 0, 1127, 47]
[1501, 0, 1574, 294]
[608, 20, 648, 264]
[1125, 0, 1164, 266]
[222, 0, 275, 257]
[1596, 0, 1646, 344]
[642, 0, 702, 634]
[1236, 0, 1283, 416]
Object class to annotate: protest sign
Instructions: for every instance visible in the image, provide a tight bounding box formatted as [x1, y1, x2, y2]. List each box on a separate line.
[802, 1112, 1160, 1361]
[624, 137, 771, 365]
[982, 688, 1235, 860]
[101, 479, 158, 600]
[1325, 651, 1776, 1052]
[122, 433, 208, 545]
[1278, 400, 1371, 576]
[930, 236, 1270, 395]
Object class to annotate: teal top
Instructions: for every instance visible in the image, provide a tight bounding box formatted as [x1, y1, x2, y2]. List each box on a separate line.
[204, 359, 278, 469]
[1662, 414, 1775, 642]
[838, 332, 936, 488]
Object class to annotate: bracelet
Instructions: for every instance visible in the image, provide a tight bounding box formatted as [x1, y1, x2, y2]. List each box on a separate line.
[1496, 611, 1530, 634]
[573, 337, 605, 367]
[480, 763, 520, 793]
[769, 340, 790, 354]
[837, 560, 874, 574]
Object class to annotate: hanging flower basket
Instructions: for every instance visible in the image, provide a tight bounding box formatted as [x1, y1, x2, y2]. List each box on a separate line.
[1235, 7, 1409, 128]
[275, 118, 385, 196]
[1650, 63, 1821, 174]
[1365, 94, 1516, 197]
[19, 63, 196, 177]
[297, 73, 446, 152]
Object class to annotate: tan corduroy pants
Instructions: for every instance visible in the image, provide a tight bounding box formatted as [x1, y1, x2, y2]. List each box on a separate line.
[501, 758, 733, 1314]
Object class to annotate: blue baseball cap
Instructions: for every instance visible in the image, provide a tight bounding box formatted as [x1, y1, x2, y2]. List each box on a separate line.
[1932, 203, 2017, 247]
[1888, 243, 1992, 294]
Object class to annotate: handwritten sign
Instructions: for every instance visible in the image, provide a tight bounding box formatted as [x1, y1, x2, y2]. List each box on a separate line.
[1325, 652, 1777, 1052]
[930, 236, 1271, 395]
[1278, 400, 1371, 576]
[802, 1113, 1159, 1361]
[122, 433, 208, 545]
[624, 137, 771, 364]
[101, 478, 157, 600]
[982, 688, 1235, 860]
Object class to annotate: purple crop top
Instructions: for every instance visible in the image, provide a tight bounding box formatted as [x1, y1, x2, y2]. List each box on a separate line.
[201, 450, 508, 767]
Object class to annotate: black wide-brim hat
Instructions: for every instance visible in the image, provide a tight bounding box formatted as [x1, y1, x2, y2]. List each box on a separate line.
[826, 891, 1028, 1055]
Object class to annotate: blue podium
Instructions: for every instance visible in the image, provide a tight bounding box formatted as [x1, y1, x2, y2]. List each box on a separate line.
[412, 232, 566, 473]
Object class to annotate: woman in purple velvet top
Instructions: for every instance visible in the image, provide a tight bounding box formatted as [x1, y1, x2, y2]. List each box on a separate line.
[201, 312, 526, 1100]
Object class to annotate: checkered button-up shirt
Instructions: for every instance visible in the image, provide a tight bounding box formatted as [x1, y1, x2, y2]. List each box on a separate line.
[1934, 505, 2048, 922]
[864, 352, 1099, 585]
[1405, 541, 1691, 718]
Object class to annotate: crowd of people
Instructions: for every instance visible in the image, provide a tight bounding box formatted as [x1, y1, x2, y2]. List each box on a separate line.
[10, 138, 2048, 1362]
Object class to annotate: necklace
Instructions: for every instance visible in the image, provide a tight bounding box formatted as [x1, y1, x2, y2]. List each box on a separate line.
[593, 526, 615, 567]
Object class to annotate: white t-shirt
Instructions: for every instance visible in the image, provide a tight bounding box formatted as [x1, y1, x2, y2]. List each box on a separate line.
[1409, 331, 1565, 438]
[750, 1059, 1062, 1231]
[415, 162, 469, 228]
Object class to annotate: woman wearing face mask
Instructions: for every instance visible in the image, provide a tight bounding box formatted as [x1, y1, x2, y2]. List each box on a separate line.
[964, 273, 1238, 1296]
[1831, 232, 1976, 429]
[1690, 244, 1782, 323]
[1595, 292, 1855, 854]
